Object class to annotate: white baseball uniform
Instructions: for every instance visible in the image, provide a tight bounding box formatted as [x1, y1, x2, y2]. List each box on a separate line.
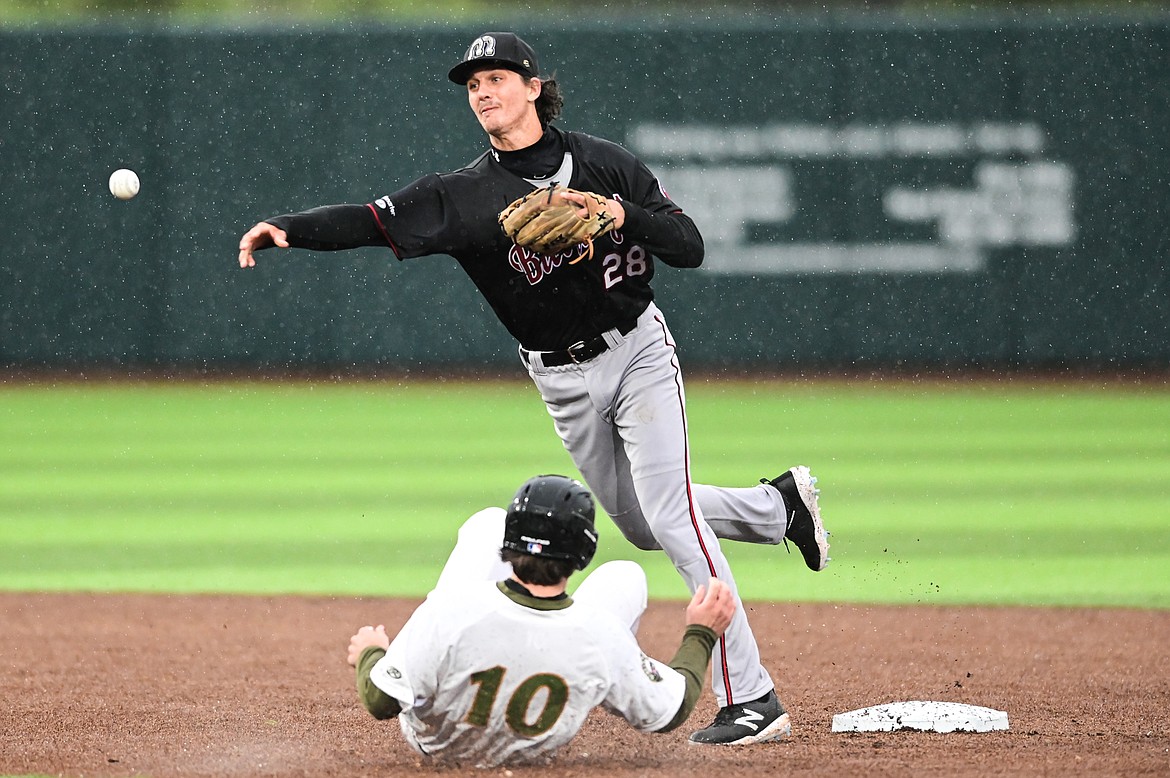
[367, 508, 688, 767]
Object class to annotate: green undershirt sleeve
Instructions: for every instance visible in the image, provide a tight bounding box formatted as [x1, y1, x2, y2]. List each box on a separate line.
[355, 646, 402, 720]
[656, 624, 719, 733]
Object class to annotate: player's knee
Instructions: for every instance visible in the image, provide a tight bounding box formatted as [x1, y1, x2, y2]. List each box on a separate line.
[577, 560, 648, 627]
[609, 516, 661, 551]
[624, 533, 661, 551]
[593, 560, 647, 607]
[593, 559, 645, 585]
[458, 507, 506, 544]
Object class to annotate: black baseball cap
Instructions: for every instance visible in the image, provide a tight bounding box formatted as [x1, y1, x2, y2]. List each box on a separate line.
[448, 32, 540, 85]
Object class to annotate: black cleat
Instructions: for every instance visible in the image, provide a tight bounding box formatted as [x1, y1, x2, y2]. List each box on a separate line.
[762, 465, 830, 572]
[688, 690, 792, 745]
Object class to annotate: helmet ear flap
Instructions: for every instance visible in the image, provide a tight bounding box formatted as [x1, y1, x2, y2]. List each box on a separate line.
[503, 475, 597, 570]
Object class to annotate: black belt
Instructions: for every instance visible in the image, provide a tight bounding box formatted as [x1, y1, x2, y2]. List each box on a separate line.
[522, 319, 638, 367]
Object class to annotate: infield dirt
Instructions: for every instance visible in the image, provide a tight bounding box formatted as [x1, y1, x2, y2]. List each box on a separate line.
[2, 592, 1167, 777]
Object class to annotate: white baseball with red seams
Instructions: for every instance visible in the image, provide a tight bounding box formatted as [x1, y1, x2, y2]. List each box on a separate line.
[108, 168, 140, 200]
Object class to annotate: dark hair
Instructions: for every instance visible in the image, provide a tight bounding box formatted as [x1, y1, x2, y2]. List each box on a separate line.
[535, 76, 563, 126]
[500, 547, 575, 586]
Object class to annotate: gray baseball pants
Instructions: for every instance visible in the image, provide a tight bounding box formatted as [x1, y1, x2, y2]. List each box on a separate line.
[522, 301, 789, 707]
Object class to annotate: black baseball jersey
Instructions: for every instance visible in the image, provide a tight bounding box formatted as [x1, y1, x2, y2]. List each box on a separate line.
[267, 128, 703, 352]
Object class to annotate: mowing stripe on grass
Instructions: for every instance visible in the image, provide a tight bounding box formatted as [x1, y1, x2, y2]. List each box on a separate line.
[2, 378, 1167, 607]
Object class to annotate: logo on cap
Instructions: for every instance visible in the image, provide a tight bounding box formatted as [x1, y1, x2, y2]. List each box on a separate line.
[465, 34, 497, 62]
[448, 32, 539, 84]
[521, 533, 549, 555]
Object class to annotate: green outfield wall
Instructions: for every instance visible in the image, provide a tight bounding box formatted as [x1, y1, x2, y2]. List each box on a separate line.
[2, 17, 1167, 370]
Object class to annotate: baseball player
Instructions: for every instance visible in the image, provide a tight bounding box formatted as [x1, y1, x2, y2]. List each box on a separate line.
[240, 31, 830, 745]
[345, 475, 737, 767]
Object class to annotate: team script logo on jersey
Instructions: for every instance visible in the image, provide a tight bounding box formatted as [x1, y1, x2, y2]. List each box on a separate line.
[508, 245, 581, 285]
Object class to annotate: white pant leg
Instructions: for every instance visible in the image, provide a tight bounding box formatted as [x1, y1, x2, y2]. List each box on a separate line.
[430, 507, 513, 595]
[525, 344, 659, 553]
[608, 338, 771, 708]
[525, 303, 774, 708]
[571, 560, 648, 635]
[693, 483, 787, 544]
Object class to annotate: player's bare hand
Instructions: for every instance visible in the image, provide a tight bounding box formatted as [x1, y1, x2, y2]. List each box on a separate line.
[559, 189, 625, 230]
[238, 221, 289, 268]
[346, 624, 390, 666]
[685, 578, 736, 635]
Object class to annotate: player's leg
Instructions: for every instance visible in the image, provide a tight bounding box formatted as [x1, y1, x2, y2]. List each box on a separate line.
[430, 507, 513, 595]
[605, 317, 773, 708]
[571, 559, 647, 634]
[690, 484, 785, 543]
[695, 471, 830, 572]
[524, 307, 771, 707]
[529, 368, 783, 553]
[612, 312, 793, 745]
[538, 357, 825, 567]
[528, 324, 826, 569]
[524, 358, 661, 553]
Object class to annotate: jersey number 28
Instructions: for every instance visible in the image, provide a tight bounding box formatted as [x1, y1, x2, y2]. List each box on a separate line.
[602, 245, 649, 290]
[467, 666, 569, 737]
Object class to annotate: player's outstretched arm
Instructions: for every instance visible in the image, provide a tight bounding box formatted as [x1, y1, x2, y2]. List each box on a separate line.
[238, 222, 289, 268]
[346, 624, 402, 720]
[347, 624, 390, 665]
[238, 204, 393, 268]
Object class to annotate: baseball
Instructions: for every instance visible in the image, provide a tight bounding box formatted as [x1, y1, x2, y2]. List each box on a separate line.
[109, 168, 140, 200]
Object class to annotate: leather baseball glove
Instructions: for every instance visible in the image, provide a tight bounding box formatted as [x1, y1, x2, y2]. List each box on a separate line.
[498, 185, 617, 263]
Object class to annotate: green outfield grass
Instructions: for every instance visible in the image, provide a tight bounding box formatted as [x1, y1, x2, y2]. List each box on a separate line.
[1, 377, 1167, 607]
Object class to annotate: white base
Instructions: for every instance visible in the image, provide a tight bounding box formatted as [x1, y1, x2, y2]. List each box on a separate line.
[831, 701, 1009, 733]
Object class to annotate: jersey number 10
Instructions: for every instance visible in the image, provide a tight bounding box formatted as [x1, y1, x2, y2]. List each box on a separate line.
[466, 665, 570, 737]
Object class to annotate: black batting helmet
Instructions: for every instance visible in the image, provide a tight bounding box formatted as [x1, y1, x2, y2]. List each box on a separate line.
[503, 475, 598, 571]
